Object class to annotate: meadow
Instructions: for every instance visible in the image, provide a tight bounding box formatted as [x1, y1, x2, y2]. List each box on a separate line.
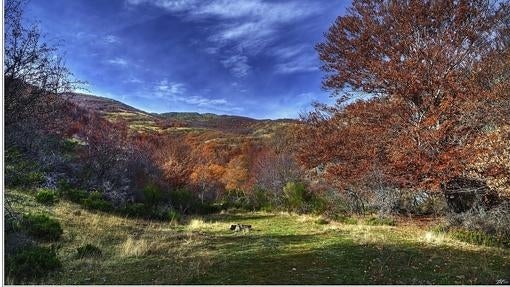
[6, 189, 509, 285]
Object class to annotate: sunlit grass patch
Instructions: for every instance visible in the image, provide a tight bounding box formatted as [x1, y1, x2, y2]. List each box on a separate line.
[120, 237, 150, 257]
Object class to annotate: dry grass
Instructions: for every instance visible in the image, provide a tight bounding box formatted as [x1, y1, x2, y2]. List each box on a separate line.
[120, 237, 150, 257]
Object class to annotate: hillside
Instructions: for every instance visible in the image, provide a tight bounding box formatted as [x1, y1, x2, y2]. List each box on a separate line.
[65, 93, 298, 136]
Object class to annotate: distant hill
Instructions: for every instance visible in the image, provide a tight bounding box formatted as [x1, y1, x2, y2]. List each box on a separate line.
[64, 92, 298, 136]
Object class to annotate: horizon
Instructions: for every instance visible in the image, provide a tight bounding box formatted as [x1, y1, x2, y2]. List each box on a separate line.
[26, 0, 348, 120]
[73, 91, 300, 120]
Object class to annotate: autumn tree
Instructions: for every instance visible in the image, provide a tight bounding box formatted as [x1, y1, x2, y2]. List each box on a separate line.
[313, 0, 510, 190]
[190, 163, 225, 202]
[222, 155, 249, 192]
[153, 136, 195, 187]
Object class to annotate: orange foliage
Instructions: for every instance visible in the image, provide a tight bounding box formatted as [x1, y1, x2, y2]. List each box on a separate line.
[299, 0, 510, 192]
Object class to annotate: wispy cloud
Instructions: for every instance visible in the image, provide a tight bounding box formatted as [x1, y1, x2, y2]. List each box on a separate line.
[271, 44, 319, 74]
[124, 77, 143, 84]
[147, 79, 243, 112]
[125, 0, 320, 74]
[221, 55, 250, 77]
[107, 57, 128, 66]
[125, 0, 199, 12]
[104, 35, 120, 44]
[154, 79, 186, 97]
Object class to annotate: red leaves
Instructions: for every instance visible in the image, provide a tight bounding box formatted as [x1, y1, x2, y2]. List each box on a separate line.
[300, 0, 510, 193]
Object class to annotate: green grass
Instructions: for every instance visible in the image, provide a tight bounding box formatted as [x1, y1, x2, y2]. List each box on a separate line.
[5, 189, 510, 284]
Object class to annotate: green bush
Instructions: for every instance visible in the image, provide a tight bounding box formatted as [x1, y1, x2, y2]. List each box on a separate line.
[449, 229, 510, 248]
[365, 216, 396, 226]
[82, 192, 112, 212]
[283, 181, 307, 212]
[67, 189, 88, 203]
[61, 138, 79, 153]
[122, 203, 148, 218]
[168, 209, 181, 223]
[5, 148, 45, 188]
[170, 188, 218, 214]
[334, 215, 358, 225]
[121, 203, 180, 221]
[143, 183, 162, 207]
[309, 195, 328, 214]
[35, 189, 58, 205]
[6, 245, 61, 283]
[58, 180, 88, 203]
[315, 218, 330, 225]
[76, 244, 102, 258]
[22, 214, 63, 241]
[170, 188, 194, 212]
[249, 186, 271, 211]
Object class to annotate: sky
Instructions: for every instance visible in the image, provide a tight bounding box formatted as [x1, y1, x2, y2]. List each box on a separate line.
[25, 0, 349, 119]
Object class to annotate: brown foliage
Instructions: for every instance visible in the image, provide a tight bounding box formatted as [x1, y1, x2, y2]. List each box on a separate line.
[300, 0, 510, 193]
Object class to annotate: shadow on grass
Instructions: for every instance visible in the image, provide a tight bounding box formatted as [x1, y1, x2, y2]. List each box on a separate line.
[189, 232, 510, 285]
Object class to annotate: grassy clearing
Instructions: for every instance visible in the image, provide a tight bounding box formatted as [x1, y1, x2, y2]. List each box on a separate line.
[5, 189, 510, 284]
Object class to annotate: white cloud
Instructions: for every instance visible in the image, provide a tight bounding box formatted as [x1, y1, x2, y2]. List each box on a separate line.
[125, 0, 198, 11]
[124, 77, 143, 84]
[148, 80, 242, 112]
[183, 96, 227, 106]
[107, 57, 128, 66]
[154, 79, 186, 96]
[272, 46, 319, 74]
[105, 35, 120, 44]
[221, 55, 250, 77]
[125, 0, 319, 54]
[274, 59, 318, 74]
[204, 47, 219, 54]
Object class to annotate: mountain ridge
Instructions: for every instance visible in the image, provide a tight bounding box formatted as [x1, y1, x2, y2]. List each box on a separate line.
[65, 92, 298, 135]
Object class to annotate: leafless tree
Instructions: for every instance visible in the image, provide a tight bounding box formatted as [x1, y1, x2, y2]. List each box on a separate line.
[4, 0, 82, 134]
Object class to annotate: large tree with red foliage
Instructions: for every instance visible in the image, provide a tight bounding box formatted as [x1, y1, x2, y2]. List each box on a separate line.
[300, 0, 510, 193]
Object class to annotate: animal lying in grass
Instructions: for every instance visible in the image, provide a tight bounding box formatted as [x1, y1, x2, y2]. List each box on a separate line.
[230, 224, 252, 232]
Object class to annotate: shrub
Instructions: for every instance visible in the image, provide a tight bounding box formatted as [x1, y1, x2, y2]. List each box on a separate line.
[317, 189, 351, 218]
[122, 203, 147, 218]
[168, 209, 181, 223]
[66, 189, 88, 203]
[170, 188, 218, 214]
[283, 181, 307, 212]
[170, 188, 194, 213]
[365, 216, 396, 226]
[76, 244, 102, 258]
[143, 183, 162, 207]
[315, 218, 330, 225]
[35, 189, 58, 205]
[61, 138, 79, 153]
[58, 180, 88, 203]
[449, 229, 510, 248]
[249, 186, 271, 211]
[6, 245, 61, 283]
[393, 190, 447, 216]
[444, 202, 510, 247]
[22, 214, 63, 241]
[5, 148, 45, 188]
[308, 195, 328, 214]
[336, 215, 358, 225]
[121, 203, 180, 221]
[82, 191, 112, 212]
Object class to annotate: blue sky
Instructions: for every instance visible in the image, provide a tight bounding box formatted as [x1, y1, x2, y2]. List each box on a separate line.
[26, 0, 348, 119]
